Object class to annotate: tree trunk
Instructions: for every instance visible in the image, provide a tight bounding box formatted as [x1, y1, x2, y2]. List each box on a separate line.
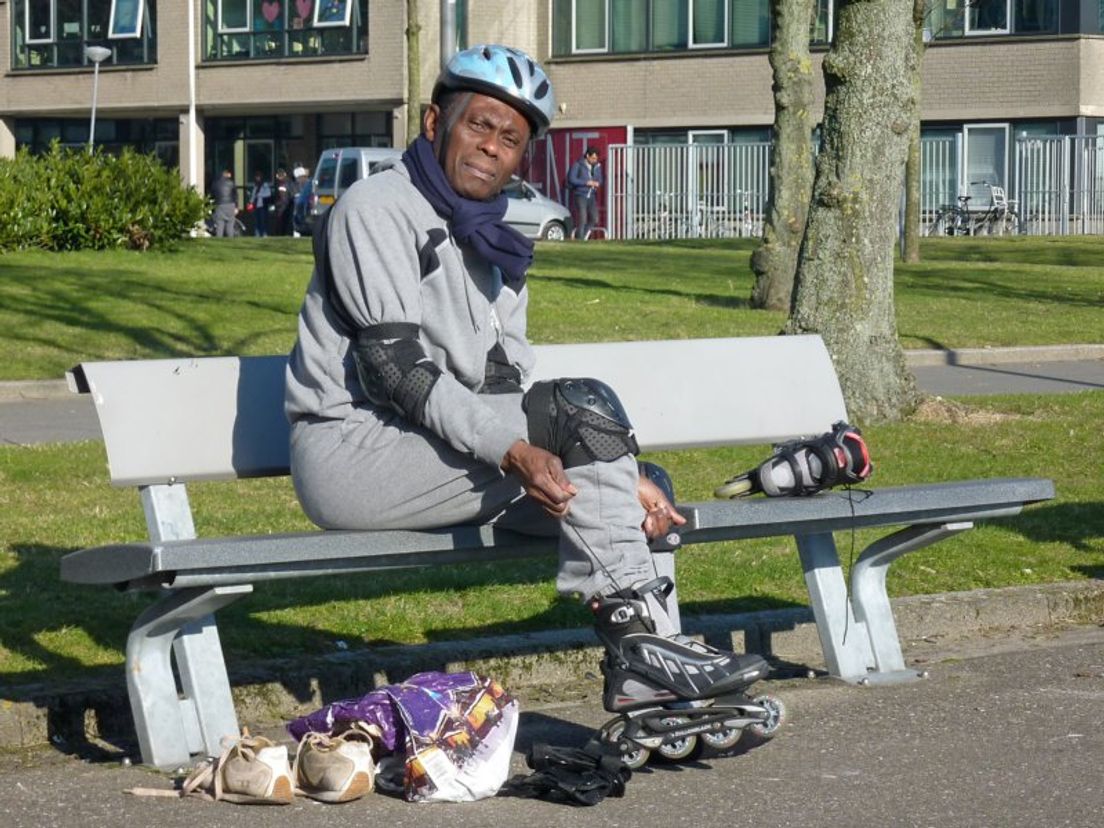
[750, 0, 817, 311]
[785, 0, 921, 423]
[901, 0, 926, 263]
[406, 0, 422, 146]
[903, 123, 921, 263]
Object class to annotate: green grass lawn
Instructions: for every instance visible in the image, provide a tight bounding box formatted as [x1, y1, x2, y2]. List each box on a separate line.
[1, 235, 1102, 380]
[0, 235, 1102, 687]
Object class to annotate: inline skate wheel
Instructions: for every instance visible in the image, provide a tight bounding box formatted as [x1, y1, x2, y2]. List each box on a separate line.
[701, 725, 742, 751]
[713, 476, 753, 499]
[741, 694, 786, 748]
[654, 716, 699, 762]
[600, 717, 650, 771]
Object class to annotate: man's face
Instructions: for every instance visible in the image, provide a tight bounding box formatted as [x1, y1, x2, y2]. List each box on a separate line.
[424, 93, 531, 201]
[586, 152, 598, 164]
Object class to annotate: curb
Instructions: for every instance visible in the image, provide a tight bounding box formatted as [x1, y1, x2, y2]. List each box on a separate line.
[2, 580, 1102, 754]
[905, 343, 1104, 367]
[1, 345, 1101, 403]
[0, 379, 71, 403]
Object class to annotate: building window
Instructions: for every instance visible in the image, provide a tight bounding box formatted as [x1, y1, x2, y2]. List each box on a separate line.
[553, 0, 768, 55]
[573, 0, 609, 53]
[810, 0, 832, 44]
[14, 116, 176, 155]
[731, 0, 769, 47]
[690, 0, 727, 48]
[1015, 0, 1057, 33]
[11, 0, 158, 69]
[968, 0, 1009, 34]
[204, 0, 368, 61]
[109, 0, 146, 38]
[927, 0, 1058, 39]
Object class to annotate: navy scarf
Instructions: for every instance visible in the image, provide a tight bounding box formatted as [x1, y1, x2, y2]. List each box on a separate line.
[402, 135, 533, 288]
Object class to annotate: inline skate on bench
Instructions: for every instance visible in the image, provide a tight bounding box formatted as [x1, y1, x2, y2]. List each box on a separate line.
[592, 578, 786, 769]
[714, 420, 871, 499]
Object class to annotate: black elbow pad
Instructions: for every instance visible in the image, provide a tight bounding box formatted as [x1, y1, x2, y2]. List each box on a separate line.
[351, 322, 441, 425]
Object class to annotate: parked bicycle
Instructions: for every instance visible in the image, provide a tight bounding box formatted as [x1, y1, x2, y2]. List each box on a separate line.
[925, 182, 1022, 238]
[971, 182, 1021, 236]
[924, 192, 974, 237]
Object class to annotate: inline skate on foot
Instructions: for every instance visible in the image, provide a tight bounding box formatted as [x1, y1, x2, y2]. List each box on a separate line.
[590, 579, 785, 769]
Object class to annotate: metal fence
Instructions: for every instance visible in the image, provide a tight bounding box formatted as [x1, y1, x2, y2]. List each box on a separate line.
[604, 142, 770, 240]
[919, 133, 1104, 237]
[600, 134, 1104, 240]
[920, 135, 959, 226]
[1015, 135, 1104, 236]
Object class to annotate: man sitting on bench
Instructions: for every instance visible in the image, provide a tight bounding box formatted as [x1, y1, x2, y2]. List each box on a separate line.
[284, 45, 766, 714]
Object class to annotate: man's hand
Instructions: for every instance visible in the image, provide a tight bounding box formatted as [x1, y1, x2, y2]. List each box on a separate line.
[501, 440, 577, 518]
[638, 473, 686, 540]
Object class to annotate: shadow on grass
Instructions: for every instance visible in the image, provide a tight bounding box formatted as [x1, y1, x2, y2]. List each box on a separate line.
[1002, 501, 1104, 554]
[896, 266, 1102, 311]
[915, 237, 1104, 268]
[0, 261, 296, 368]
[534, 273, 752, 311]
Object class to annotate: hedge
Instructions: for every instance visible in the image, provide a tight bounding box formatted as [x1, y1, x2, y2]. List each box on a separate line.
[0, 143, 207, 252]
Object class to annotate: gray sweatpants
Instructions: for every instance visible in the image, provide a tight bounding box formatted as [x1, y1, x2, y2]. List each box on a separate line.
[289, 392, 658, 601]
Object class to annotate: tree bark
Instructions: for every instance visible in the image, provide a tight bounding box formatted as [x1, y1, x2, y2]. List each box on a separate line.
[901, 0, 926, 263]
[750, 0, 817, 311]
[406, 0, 422, 146]
[785, 0, 921, 423]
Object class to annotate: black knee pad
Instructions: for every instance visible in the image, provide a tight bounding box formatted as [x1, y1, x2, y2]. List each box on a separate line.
[522, 378, 640, 468]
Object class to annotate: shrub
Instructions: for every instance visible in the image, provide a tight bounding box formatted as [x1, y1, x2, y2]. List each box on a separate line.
[0, 143, 207, 252]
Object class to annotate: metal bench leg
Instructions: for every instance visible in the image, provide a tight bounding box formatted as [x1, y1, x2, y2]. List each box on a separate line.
[850, 522, 973, 682]
[126, 584, 252, 769]
[795, 532, 874, 682]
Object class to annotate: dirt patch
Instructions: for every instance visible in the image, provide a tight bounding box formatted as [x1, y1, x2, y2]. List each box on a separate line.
[909, 396, 1020, 426]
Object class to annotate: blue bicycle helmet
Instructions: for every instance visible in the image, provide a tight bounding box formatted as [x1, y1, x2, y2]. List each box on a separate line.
[433, 44, 556, 139]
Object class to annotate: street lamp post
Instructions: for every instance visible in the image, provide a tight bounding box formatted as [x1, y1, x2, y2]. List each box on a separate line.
[84, 45, 112, 152]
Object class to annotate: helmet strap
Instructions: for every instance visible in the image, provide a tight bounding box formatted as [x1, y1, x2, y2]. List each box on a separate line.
[432, 91, 473, 164]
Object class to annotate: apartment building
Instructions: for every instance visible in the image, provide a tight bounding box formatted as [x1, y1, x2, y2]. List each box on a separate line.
[2, 2, 1103, 216]
[0, 1, 540, 196]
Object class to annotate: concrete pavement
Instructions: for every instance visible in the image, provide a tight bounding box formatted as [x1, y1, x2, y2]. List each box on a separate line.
[2, 622, 1102, 828]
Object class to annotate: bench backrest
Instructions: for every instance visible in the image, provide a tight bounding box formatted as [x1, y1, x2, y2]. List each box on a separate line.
[68, 335, 847, 487]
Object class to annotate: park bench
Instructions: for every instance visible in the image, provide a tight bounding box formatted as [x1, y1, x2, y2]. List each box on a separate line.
[60, 335, 1054, 769]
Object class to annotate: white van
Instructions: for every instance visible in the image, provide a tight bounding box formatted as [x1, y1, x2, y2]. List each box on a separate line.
[306, 147, 402, 230]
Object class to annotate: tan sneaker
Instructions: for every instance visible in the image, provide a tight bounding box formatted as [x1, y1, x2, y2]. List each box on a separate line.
[181, 732, 294, 805]
[294, 728, 377, 803]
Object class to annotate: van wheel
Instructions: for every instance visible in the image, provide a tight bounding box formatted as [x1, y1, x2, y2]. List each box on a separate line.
[541, 221, 567, 241]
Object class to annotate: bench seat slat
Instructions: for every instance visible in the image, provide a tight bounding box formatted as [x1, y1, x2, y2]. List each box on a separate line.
[69, 336, 848, 487]
[60, 478, 1054, 589]
[684, 477, 1055, 542]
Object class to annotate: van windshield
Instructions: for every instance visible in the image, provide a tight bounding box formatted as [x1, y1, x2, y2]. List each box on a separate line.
[315, 158, 337, 191]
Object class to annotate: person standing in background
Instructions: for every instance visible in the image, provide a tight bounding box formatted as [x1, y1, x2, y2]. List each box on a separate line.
[567, 147, 603, 240]
[291, 165, 312, 237]
[210, 168, 239, 237]
[248, 170, 273, 237]
[274, 169, 294, 236]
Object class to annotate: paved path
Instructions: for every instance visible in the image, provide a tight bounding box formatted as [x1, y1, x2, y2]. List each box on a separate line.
[912, 358, 1104, 397]
[2, 355, 1103, 447]
[2, 624, 1102, 828]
